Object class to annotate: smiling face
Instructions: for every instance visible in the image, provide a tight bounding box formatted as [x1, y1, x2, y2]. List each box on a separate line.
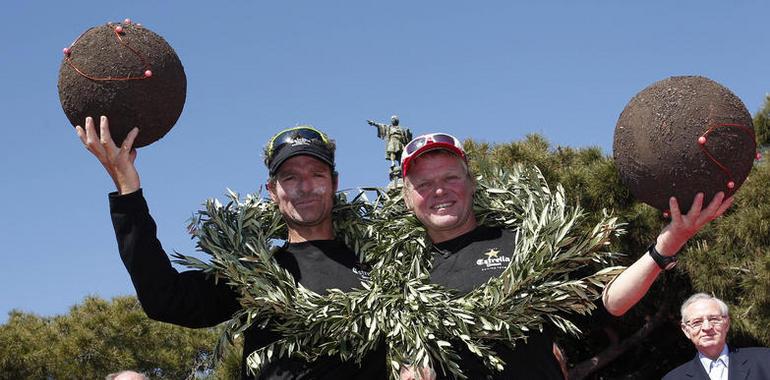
[681, 299, 730, 359]
[403, 150, 477, 243]
[267, 155, 337, 241]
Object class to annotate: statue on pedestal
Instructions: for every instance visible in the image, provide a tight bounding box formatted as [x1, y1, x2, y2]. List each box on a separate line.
[367, 115, 412, 169]
[366, 115, 412, 186]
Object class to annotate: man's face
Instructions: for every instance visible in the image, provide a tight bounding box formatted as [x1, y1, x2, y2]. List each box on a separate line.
[403, 151, 477, 242]
[268, 155, 337, 231]
[681, 299, 730, 358]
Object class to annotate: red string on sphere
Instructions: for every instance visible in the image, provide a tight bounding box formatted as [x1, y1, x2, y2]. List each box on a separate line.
[63, 22, 153, 82]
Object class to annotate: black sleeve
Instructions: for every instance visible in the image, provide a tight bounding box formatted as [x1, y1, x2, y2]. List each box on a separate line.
[109, 189, 241, 328]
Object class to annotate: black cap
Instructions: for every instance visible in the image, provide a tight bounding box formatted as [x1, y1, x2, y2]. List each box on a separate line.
[268, 140, 335, 175]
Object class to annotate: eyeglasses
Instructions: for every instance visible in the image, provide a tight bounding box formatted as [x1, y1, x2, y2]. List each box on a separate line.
[683, 315, 727, 330]
[266, 126, 330, 161]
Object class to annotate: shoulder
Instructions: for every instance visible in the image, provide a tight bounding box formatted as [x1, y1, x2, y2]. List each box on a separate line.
[729, 347, 770, 377]
[322, 239, 358, 257]
[282, 240, 355, 255]
[499, 227, 515, 238]
[731, 346, 770, 359]
[471, 225, 506, 240]
[661, 358, 697, 380]
[494, 227, 517, 247]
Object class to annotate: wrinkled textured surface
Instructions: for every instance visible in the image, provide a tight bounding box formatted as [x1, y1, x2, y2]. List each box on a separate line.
[613, 76, 755, 212]
[58, 23, 186, 147]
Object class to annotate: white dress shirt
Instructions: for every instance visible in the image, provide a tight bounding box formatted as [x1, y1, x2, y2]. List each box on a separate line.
[699, 345, 730, 380]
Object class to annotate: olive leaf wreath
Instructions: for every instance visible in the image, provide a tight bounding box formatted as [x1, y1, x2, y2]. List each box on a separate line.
[174, 163, 624, 379]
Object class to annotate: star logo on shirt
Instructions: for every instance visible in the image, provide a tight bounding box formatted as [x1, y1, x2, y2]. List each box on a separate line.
[476, 248, 510, 271]
[484, 249, 500, 258]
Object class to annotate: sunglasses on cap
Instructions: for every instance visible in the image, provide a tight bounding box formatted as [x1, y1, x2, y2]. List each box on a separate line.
[401, 133, 466, 176]
[266, 126, 330, 162]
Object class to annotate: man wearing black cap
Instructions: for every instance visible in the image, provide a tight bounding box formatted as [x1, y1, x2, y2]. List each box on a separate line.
[76, 117, 386, 379]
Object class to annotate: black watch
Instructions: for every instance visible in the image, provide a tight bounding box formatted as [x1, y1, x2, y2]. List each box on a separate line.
[648, 243, 677, 271]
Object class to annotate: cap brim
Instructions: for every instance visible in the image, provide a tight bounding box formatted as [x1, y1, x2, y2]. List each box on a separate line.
[402, 143, 466, 176]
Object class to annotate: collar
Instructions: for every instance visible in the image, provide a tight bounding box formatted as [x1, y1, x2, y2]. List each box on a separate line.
[432, 226, 500, 257]
[698, 344, 730, 372]
[282, 239, 345, 252]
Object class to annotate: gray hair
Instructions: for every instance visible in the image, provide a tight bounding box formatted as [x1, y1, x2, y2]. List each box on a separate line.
[105, 370, 149, 380]
[680, 293, 730, 323]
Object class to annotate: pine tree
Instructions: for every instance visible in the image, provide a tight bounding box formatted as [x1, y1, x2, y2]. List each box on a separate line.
[467, 130, 769, 379]
[0, 296, 220, 379]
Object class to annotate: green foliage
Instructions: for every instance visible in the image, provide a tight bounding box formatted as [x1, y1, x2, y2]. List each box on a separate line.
[470, 131, 770, 378]
[7, 123, 765, 379]
[0, 310, 53, 378]
[0, 296, 219, 379]
[682, 161, 770, 344]
[6, 105, 767, 378]
[176, 161, 623, 379]
[465, 136, 647, 257]
[207, 338, 244, 379]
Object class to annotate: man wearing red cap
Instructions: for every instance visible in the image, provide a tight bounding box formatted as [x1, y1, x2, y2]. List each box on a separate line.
[399, 132, 563, 379]
[398, 132, 732, 379]
[76, 117, 386, 380]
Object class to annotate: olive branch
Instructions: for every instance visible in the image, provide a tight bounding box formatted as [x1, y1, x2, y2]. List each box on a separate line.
[174, 163, 624, 379]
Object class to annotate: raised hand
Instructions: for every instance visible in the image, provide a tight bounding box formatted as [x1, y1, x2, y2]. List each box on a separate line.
[603, 192, 734, 316]
[656, 192, 734, 256]
[75, 116, 141, 194]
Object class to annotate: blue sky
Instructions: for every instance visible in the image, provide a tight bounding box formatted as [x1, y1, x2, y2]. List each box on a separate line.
[1, 1, 769, 322]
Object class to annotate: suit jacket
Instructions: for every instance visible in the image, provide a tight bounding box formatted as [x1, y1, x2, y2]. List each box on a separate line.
[662, 347, 770, 380]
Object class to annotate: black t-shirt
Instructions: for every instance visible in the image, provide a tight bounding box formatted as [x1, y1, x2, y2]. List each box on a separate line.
[431, 226, 565, 380]
[246, 241, 386, 380]
[272, 240, 370, 295]
[110, 190, 387, 380]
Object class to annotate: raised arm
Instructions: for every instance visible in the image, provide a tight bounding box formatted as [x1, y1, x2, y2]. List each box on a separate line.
[75, 116, 141, 194]
[602, 192, 733, 316]
[75, 116, 239, 326]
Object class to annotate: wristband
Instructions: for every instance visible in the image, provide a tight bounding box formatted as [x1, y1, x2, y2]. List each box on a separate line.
[648, 243, 677, 271]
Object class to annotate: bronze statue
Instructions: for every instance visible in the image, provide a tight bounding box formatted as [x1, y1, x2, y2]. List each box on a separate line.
[366, 115, 412, 169]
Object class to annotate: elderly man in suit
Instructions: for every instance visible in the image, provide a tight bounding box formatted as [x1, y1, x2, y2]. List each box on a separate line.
[663, 293, 770, 380]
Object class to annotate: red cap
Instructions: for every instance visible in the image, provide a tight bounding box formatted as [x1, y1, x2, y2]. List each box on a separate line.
[401, 133, 466, 176]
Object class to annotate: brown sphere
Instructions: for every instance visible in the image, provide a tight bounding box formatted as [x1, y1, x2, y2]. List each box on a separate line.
[58, 22, 186, 147]
[613, 76, 756, 213]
